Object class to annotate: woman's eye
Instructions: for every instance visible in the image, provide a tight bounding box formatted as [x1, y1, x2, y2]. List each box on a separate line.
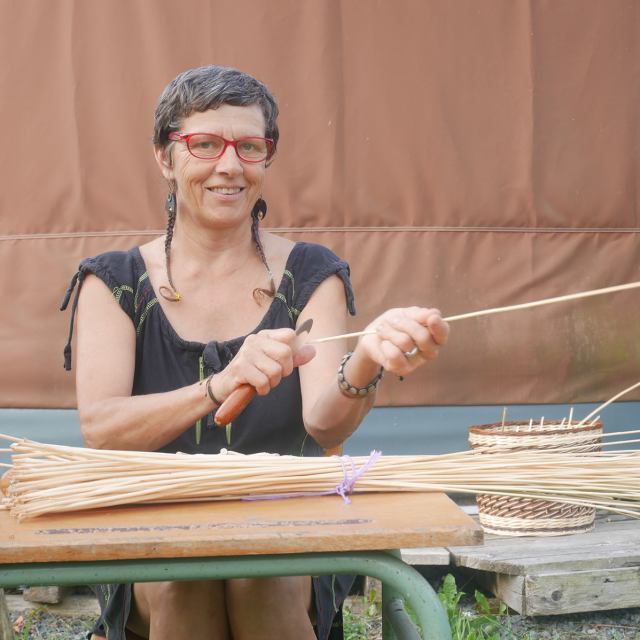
[189, 136, 223, 155]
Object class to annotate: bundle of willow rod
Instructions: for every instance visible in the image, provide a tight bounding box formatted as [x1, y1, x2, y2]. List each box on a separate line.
[3, 434, 640, 522]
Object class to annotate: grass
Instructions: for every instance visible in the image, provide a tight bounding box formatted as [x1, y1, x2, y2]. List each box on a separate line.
[20, 606, 47, 639]
[343, 586, 382, 640]
[343, 574, 640, 639]
[11, 608, 99, 640]
[344, 574, 504, 639]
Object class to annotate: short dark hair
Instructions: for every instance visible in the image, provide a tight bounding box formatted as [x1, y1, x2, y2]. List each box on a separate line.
[153, 66, 279, 163]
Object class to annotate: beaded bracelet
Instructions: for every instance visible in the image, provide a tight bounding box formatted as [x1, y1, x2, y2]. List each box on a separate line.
[337, 352, 384, 398]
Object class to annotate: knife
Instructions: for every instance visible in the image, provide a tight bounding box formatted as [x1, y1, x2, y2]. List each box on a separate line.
[213, 318, 314, 427]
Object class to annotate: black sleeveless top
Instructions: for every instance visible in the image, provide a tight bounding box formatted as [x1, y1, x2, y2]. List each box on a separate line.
[61, 241, 358, 640]
[62, 241, 356, 457]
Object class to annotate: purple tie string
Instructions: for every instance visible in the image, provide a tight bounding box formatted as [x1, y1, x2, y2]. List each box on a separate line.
[243, 450, 381, 504]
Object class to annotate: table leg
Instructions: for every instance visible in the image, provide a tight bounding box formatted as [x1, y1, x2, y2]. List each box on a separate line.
[0, 551, 450, 640]
[382, 551, 423, 640]
[0, 589, 15, 640]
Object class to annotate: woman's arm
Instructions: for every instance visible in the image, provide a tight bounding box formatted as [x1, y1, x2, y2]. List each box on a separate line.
[77, 274, 312, 451]
[76, 274, 220, 450]
[298, 275, 449, 449]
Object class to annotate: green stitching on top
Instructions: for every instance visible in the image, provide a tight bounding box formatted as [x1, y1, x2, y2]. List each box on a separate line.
[275, 292, 300, 321]
[134, 271, 149, 308]
[332, 575, 338, 612]
[284, 269, 295, 297]
[299, 433, 309, 457]
[112, 284, 133, 304]
[196, 357, 204, 445]
[100, 585, 111, 635]
[275, 293, 292, 319]
[136, 298, 158, 335]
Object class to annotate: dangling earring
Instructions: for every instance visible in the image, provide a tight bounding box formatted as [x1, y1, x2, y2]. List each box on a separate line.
[251, 197, 267, 221]
[159, 190, 181, 302]
[165, 192, 176, 217]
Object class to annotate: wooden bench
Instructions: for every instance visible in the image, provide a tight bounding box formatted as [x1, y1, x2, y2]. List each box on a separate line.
[448, 511, 640, 616]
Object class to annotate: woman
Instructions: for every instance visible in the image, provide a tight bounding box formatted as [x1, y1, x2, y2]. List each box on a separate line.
[62, 66, 449, 640]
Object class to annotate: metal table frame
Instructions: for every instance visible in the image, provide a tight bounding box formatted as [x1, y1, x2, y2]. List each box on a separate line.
[1, 549, 450, 640]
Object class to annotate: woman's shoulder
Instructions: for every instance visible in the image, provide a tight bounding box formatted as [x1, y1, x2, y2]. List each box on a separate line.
[281, 241, 356, 316]
[286, 241, 349, 275]
[78, 247, 150, 321]
[80, 247, 144, 290]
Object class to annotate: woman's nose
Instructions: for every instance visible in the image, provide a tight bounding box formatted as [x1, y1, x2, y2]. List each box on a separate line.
[215, 145, 243, 176]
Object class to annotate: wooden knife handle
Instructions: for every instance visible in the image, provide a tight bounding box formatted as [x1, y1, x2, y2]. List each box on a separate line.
[214, 384, 256, 427]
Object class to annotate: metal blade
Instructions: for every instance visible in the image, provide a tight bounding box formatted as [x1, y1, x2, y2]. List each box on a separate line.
[296, 318, 313, 336]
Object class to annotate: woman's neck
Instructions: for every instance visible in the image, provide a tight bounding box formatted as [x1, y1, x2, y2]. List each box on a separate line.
[170, 215, 258, 280]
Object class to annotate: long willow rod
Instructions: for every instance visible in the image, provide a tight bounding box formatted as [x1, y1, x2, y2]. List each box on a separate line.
[575, 380, 640, 427]
[4, 437, 640, 521]
[308, 280, 640, 343]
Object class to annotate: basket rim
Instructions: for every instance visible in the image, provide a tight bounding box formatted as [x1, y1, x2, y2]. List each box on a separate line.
[468, 420, 603, 437]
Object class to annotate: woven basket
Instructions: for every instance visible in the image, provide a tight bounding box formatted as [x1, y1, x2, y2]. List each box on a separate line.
[468, 419, 603, 537]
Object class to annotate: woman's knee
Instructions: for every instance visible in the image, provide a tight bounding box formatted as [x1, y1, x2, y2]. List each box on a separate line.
[129, 580, 228, 639]
[140, 580, 225, 608]
[225, 576, 315, 639]
[225, 575, 313, 617]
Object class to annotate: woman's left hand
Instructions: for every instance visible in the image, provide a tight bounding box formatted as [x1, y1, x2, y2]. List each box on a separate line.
[356, 307, 450, 377]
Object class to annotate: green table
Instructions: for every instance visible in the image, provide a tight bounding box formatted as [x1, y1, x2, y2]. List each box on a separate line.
[0, 492, 482, 639]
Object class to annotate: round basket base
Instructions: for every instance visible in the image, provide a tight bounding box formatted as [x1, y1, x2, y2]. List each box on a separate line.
[477, 494, 596, 537]
[479, 521, 595, 537]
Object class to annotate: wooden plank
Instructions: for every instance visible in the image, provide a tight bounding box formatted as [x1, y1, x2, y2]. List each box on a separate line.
[449, 514, 640, 575]
[0, 589, 15, 640]
[0, 492, 482, 564]
[400, 548, 450, 566]
[463, 568, 525, 614]
[450, 542, 640, 575]
[452, 511, 640, 616]
[463, 566, 640, 616]
[524, 567, 640, 616]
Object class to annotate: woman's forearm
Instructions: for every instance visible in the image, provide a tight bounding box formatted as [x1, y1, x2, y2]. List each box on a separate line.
[303, 347, 381, 449]
[80, 380, 218, 451]
[304, 383, 376, 449]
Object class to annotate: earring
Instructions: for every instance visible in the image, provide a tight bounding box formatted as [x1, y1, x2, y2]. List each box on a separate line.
[251, 197, 267, 221]
[165, 192, 176, 217]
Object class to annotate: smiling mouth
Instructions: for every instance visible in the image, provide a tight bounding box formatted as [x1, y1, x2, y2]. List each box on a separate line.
[209, 187, 243, 195]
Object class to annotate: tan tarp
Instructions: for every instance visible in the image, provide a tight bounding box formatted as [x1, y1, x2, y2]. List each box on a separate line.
[0, 1, 638, 408]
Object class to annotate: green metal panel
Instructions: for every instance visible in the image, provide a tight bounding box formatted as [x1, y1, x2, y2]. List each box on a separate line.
[0, 550, 450, 640]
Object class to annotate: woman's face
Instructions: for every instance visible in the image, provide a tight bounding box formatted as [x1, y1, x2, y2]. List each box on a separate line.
[155, 103, 267, 232]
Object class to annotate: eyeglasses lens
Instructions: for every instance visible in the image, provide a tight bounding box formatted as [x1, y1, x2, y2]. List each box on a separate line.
[236, 138, 269, 161]
[186, 135, 225, 159]
[187, 135, 269, 161]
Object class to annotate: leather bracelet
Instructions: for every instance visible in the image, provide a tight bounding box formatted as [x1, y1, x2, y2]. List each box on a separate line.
[337, 352, 384, 399]
[205, 373, 221, 407]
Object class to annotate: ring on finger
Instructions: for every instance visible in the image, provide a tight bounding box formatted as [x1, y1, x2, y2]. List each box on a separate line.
[404, 346, 419, 357]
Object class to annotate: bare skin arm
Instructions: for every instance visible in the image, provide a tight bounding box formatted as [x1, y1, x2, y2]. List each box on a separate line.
[297, 275, 450, 450]
[77, 274, 219, 450]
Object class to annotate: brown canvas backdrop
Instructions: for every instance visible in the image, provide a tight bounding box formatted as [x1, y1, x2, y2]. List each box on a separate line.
[0, 0, 638, 409]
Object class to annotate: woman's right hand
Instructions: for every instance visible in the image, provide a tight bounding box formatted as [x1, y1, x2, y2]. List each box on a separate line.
[210, 328, 316, 401]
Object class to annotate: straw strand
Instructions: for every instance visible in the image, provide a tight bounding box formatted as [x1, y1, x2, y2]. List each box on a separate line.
[3, 436, 640, 522]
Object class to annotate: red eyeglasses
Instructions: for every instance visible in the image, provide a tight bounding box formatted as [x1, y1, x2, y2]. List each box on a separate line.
[168, 132, 273, 163]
